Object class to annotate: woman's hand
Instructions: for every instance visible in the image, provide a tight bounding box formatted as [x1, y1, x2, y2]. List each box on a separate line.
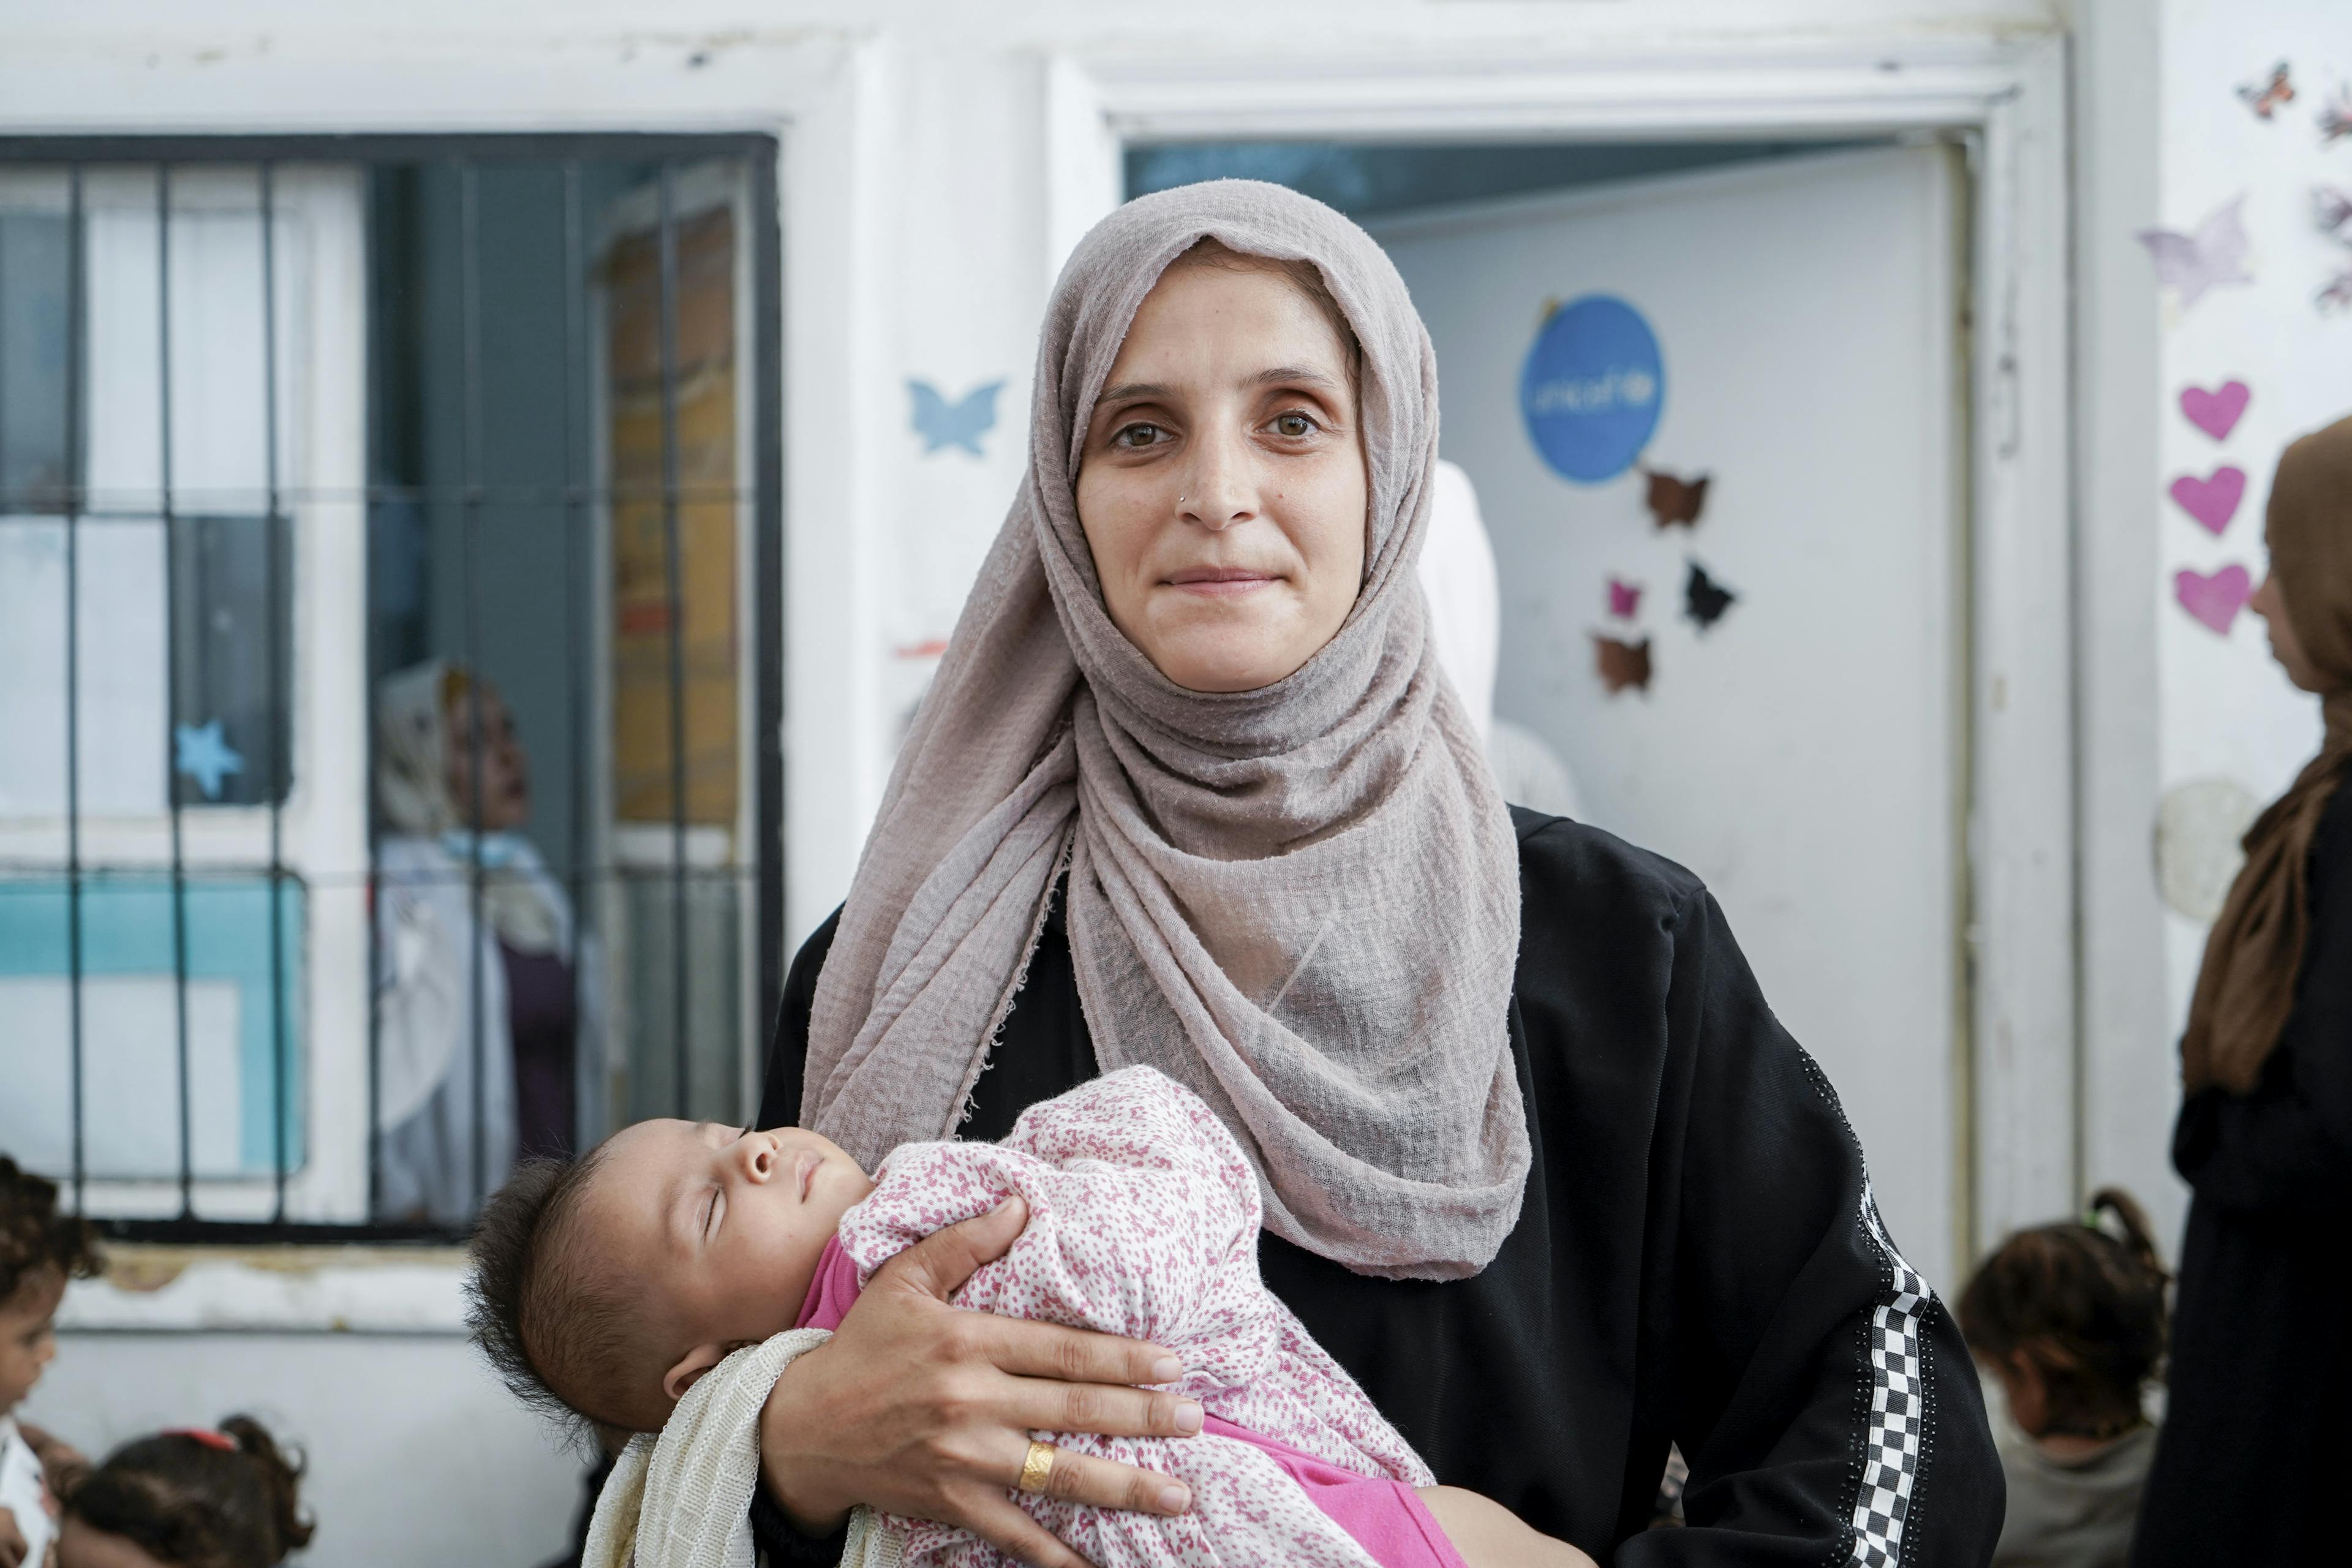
[758, 1197, 1201, 1568]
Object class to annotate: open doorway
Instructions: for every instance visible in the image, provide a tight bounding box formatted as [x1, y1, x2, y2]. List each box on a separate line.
[1126, 138, 1972, 1289]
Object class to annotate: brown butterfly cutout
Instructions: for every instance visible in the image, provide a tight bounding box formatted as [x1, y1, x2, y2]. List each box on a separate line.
[1593, 635, 1653, 695]
[1643, 469, 1710, 529]
[2237, 61, 2294, 121]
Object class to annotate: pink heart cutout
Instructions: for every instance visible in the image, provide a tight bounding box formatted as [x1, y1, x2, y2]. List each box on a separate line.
[2180, 380, 2251, 440]
[1607, 577, 1642, 619]
[2168, 466, 2247, 534]
[2175, 564, 2252, 635]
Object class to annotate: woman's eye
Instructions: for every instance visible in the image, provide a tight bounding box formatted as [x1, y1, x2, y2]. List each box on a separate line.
[1113, 422, 1164, 449]
[1272, 412, 1318, 439]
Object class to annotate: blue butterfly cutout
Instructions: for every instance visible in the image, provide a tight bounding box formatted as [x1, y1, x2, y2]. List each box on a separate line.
[908, 378, 1005, 456]
[173, 720, 245, 800]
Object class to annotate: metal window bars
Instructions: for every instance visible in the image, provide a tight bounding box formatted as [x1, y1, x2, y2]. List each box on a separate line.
[0, 134, 785, 1243]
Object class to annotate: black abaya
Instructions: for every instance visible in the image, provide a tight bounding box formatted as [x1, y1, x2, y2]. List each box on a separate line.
[753, 810, 2003, 1566]
[2134, 778, 2352, 1562]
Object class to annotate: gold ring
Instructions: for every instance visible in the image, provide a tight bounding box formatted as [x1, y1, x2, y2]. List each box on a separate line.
[1017, 1439, 1057, 1495]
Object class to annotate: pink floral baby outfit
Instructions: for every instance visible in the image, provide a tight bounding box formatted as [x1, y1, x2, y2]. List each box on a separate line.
[798, 1066, 1466, 1568]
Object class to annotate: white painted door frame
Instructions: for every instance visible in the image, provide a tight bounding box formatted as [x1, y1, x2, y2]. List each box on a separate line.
[1044, 38, 2076, 1262]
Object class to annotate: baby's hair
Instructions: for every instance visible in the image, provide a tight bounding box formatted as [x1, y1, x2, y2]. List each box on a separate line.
[64, 1415, 314, 1568]
[0, 1155, 102, 1307]
[467, 1148, 650, 1441]
[1957, 1186, 2169, 1437]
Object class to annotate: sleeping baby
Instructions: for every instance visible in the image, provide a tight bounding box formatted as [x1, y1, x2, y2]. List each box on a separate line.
[467, 1066, 1590, 1568]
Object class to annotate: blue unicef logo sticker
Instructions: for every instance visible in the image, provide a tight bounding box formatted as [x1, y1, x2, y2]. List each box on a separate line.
[1518, 295, 1664, 484]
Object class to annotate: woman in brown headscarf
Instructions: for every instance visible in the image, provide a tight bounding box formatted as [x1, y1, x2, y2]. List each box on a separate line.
[2135, 414, 2352, 1565]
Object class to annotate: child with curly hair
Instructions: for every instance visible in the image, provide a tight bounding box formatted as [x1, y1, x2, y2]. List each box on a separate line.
[1, 1158, 103, 1568]
[1957, 1188, 2168, 1568]
[56, 1417, 313, 1568]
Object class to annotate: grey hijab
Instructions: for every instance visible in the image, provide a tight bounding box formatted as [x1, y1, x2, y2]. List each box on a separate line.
[802, 179, 1527, 1279]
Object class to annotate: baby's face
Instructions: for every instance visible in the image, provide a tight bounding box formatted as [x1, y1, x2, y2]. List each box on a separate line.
[584, 1119, 873, 1408]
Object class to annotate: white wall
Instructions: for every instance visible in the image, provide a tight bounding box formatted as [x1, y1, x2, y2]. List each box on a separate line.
[2138, 0, 2352, 1250]
[2069, 0, 2352, 1264]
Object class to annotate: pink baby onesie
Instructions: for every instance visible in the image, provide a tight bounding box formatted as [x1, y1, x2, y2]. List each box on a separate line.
[793, 1065, 1469, 1568]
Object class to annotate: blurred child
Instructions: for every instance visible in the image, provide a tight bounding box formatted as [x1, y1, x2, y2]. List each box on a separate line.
[1957, 1188, 2168, 1568]
[57, 1418, 312, 1568]
[2, 1158, 102, 1568]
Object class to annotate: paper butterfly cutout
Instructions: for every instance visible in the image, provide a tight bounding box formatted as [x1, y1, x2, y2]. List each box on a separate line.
[1683, 561, 1737, 631]
[908, 379, 1005, 456]
[2321, 87, 2352, 145]
[1607, 577, 1642, 619]
[173, 720, 245, 800]
[1593, 635, 1652, 695]
[2239, 61, 2295, 120]
[2179, 381, 2250, 442]
[2321, 268, 2352, 314]
[1643, 469, 1710, 530]
[2314, 187, 2352, 235]
[2175, 565, 2251, 636]
[2138, 195, 2253, 311]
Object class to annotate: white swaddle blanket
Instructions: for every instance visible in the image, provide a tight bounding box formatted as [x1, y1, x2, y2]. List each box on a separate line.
[581, 1329, 902, 1568]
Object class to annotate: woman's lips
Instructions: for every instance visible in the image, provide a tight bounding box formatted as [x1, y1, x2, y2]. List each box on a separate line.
[1164, 567, 1278, 597]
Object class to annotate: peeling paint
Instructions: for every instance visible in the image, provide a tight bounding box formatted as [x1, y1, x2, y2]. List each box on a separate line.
[102, 1254, 190, 1294]
[62, 1245, 473, 1335]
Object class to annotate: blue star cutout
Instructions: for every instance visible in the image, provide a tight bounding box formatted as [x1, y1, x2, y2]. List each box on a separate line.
[173, 720, 245, 801]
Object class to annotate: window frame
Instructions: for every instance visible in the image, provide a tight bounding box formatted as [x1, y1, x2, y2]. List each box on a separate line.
[0, 132, 788, 1246]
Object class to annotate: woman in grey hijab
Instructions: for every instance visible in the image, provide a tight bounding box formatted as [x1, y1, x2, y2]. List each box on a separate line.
[748, 182, 2000, 1568]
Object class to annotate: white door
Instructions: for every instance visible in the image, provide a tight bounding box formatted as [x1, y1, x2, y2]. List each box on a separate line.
[1374, 146, 1966, 1289]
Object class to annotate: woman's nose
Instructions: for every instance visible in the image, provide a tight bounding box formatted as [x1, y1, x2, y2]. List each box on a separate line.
[1179, 430, 1256, 532]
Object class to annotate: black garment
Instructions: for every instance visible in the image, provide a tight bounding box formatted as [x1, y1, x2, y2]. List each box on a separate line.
[500, 938, 579, 1160]
[752, 810, 2002, 1566]
[2134, 778, 2352, 1564]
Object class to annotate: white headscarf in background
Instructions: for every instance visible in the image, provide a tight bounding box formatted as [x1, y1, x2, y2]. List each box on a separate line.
[1417, 460, 1499, 747]
[801, 180, 1528, 1281]
[375, 659, 565, 956]
[1417, 460, 1586, 821]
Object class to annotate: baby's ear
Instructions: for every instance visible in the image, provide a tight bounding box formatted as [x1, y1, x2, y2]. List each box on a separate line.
[662, 1343, 732, 1404]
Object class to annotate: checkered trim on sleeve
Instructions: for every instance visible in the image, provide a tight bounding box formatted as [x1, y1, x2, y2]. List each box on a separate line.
[1845, 1183, 1930, 1568]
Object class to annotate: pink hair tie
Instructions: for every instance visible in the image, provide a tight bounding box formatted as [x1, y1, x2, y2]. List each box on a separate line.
[163, 1429, 236, 1452]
